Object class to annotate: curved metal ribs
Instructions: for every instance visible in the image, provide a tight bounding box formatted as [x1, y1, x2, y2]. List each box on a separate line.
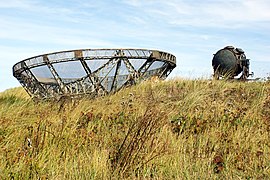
[13, 49, 176, 99]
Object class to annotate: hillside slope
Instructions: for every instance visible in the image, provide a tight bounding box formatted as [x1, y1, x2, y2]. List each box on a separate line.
[0, 79, 269, 179]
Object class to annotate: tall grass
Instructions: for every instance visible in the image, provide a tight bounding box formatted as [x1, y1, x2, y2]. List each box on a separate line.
[0, 79, 269, 179]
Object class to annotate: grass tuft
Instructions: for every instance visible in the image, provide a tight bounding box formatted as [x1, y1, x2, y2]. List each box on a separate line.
[0, 78, 269, 179]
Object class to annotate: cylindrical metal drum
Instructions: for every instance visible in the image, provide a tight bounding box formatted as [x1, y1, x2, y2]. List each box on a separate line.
[212, 46, 250, 79]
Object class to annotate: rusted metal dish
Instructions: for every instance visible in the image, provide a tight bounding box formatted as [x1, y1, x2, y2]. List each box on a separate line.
[13, 49, 176, 100]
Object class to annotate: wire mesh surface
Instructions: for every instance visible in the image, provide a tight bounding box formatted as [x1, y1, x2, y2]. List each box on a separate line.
[13, 49, 176, 99]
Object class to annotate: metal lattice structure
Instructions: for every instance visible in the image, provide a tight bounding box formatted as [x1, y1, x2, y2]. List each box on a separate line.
[13, 49, 176, 100]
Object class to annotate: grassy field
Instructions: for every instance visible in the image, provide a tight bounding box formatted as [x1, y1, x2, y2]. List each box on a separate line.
[0, 78, 269, 179]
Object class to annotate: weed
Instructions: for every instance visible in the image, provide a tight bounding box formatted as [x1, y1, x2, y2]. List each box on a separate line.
[0, 79, 269, 179]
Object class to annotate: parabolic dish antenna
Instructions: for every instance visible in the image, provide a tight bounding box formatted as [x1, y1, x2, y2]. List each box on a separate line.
[13, 49, 176, 100]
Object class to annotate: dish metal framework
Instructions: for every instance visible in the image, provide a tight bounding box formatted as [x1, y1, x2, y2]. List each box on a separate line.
[13, 49, 176, 100]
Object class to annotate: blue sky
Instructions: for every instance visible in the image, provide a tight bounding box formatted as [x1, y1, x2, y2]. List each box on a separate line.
[1, 0, 270, 92]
